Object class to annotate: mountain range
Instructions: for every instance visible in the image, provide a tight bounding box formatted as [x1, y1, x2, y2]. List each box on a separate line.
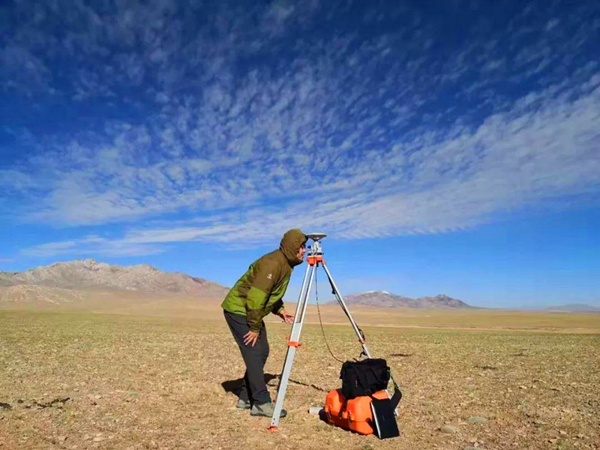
[546, 304, 600, 313]
[2, 260, 596, 312]
[0, 260, 473, 309]
[0, 259, 228, 305]
[331, 291, 472, 309]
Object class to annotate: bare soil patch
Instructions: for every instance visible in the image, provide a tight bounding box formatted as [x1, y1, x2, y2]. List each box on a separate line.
[1, 311, 599, 449]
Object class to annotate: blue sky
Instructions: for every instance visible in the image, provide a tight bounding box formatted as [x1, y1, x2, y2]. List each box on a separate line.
[1, 0, 599, 308]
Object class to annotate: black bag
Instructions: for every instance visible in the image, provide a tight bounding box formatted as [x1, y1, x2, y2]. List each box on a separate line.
[340, 358, 391, 399]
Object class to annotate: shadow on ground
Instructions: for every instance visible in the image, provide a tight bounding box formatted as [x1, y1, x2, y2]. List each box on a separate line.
[221, 373, 328, 397]
[221, 373, 280, 397]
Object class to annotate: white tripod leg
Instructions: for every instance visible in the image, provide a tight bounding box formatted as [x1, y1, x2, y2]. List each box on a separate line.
[269, 263, 317, 430]
[321, 262, 372, 358]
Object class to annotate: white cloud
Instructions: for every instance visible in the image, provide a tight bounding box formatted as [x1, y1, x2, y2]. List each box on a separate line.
[21, 69, 600, 257]
[22, 235, 163, 258]
[2, 0, 600, 258]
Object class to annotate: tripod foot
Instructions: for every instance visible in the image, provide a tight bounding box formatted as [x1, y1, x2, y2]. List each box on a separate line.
[268, 425, 278, 432]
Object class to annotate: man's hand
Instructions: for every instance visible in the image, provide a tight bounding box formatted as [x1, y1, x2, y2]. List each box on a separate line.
[243, 330, 259, 347]
[279, 310, 294, 324]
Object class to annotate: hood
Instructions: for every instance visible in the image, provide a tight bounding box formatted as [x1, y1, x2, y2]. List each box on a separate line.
[279, 229, 307, 267]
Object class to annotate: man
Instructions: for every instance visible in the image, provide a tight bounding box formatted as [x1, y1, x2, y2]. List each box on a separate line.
[221, 229, 307, 418]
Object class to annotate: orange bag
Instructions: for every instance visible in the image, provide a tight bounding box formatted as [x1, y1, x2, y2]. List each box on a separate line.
[324, 388, 389, 435]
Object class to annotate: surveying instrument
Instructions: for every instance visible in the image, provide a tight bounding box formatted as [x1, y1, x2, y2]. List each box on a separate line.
[269, 232, 399, 431]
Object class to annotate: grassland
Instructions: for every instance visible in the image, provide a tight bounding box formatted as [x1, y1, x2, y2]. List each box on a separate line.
[1, 309, 599, 449]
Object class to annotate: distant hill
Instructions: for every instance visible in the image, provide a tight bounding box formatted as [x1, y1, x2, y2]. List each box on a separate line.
[546, 304, 600, 313]
[331, 291, 473, 309]
[0, 259, 229, 305]
[0, 284, 86, 305]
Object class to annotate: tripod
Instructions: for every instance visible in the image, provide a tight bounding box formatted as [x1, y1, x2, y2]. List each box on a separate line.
[269, 233, 391, 430]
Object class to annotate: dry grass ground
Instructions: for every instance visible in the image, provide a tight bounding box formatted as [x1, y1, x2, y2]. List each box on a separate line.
[1, 308, 599, 450]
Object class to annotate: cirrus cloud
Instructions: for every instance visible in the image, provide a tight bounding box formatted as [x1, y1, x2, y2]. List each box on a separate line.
[0, 0, 599, 257]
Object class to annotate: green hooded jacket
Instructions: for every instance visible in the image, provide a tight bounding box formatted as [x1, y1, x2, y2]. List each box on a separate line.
[221, 229, 307, 332]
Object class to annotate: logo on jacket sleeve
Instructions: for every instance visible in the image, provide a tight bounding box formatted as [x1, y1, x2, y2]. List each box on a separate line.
[267, 273, 273, 280]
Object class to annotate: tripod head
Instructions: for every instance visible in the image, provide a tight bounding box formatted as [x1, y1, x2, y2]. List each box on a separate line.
[306, 232, 327, 242]
[306, 233, 327, 257]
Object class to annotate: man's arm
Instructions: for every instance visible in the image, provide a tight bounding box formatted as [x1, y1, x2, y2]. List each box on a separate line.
[267, 278, 295, 324]
[267, 277, 290, 316]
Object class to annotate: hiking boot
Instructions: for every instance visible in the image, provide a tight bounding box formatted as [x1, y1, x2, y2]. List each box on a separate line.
[250, 402, 287, 418]
[236, 398, 251, 410]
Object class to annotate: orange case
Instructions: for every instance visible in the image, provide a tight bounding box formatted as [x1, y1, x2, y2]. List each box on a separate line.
[324, 388, 389, 435]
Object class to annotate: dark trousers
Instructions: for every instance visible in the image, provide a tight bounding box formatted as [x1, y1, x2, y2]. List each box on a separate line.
[224, 310, 271, 405]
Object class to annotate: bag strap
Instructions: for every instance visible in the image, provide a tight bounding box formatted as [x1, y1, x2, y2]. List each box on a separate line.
[390, 376, 402, 409]
[367, 381, 401, 413]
